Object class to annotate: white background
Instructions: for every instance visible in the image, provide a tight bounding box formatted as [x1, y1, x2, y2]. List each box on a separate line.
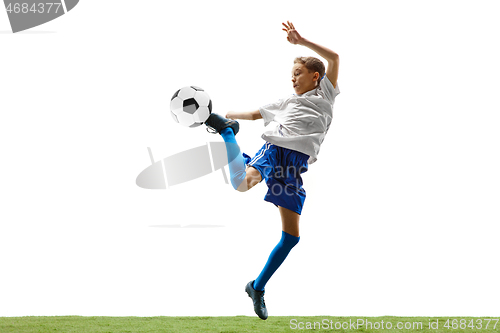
[1, 0, 499, 317]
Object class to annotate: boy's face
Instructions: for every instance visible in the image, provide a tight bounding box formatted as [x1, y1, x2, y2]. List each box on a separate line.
[291, 63, 319, 95]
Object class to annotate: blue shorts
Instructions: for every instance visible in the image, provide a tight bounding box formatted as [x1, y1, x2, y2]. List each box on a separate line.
[243, 142, 309, 215]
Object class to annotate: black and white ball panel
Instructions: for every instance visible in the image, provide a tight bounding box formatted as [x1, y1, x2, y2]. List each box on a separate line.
[183, 98, 199, 114]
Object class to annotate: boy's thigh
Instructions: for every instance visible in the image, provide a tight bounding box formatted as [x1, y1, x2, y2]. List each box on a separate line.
[264, 177, 306, 215]
[263, 147, 309, 215]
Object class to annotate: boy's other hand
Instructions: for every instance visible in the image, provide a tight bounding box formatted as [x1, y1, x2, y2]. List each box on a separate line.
[282, 21, 304, 45]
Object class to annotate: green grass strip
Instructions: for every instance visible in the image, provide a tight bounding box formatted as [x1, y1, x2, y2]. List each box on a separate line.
[1, 316, 499, 333]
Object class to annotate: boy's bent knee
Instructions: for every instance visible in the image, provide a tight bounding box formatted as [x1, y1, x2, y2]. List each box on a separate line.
[230, 170, 246, 191]
[235, 176, 254, 192]
[236, 168, 261, 192]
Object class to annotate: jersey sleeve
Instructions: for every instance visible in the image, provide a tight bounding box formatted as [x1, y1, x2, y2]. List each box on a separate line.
[259, 99, 286, 126]
[319, 75, 340, 103]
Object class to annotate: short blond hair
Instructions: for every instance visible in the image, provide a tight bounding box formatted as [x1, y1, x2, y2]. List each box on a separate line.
[294, 56, 325, 84]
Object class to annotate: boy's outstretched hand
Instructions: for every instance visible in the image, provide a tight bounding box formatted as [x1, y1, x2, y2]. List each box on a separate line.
[282, 20, 340, 89]
[282, 21, 304, 45]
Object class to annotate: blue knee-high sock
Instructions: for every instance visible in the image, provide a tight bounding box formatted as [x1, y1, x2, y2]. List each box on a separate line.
[220, 128, 246, 190]
[253, 231, 300, 291]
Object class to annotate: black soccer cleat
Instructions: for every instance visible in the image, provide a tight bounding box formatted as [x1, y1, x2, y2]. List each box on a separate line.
[204, 113, 239, 135]
[245, 280, 268, 320]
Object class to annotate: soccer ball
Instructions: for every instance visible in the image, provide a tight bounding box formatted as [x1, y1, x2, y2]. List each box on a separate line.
[170, 86, 212, 127]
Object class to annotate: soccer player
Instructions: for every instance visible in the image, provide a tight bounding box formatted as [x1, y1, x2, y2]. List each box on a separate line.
[205, 21, 340, 320]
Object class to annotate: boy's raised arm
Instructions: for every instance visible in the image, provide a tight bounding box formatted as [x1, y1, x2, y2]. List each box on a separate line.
[226, 110, 262, 121]
[282, 21, 339, 88]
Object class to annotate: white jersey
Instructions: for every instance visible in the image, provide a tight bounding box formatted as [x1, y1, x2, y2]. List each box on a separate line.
[258, 75, 340, 164]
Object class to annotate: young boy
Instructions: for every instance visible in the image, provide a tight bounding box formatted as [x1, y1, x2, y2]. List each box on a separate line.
[205, 21, 340, 320]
